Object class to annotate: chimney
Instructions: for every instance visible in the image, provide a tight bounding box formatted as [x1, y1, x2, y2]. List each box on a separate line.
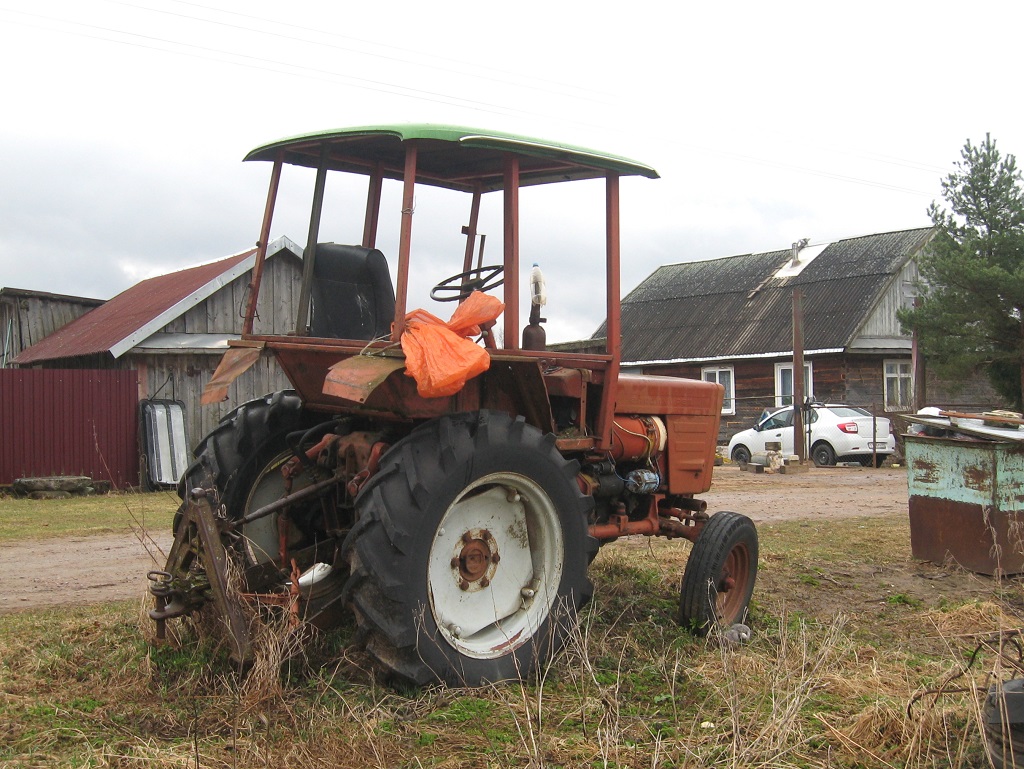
[790, 238, 810, 266]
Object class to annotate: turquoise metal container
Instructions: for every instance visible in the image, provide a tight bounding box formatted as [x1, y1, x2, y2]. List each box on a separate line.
[905, 435, 1024, 575]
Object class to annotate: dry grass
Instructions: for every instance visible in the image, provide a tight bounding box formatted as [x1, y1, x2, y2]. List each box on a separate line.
[1, 512, 1021, 767]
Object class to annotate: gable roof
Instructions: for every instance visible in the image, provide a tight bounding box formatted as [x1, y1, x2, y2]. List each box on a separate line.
[15, 237, 302, 364]
[615, 227, 935, 365]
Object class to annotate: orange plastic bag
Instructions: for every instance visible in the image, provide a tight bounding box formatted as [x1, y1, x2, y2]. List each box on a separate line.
[401, 292, 504, 398]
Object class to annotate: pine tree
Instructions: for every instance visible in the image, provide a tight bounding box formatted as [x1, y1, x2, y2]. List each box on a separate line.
[899, 134, 1024, 409]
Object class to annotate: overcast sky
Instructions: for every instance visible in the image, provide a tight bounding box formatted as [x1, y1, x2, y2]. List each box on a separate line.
[2, 0, 1023, 342]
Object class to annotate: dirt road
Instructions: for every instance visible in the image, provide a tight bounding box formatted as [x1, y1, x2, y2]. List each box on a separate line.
[0, 531, 173, 614]
[0, 465, 908, 614]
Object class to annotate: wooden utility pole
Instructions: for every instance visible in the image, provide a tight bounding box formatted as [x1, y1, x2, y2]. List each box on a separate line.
[911, 298, 926, 410]
[792, 287, 805, 462]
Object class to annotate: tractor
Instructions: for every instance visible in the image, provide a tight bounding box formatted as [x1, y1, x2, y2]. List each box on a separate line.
[148, 124, 758, 687]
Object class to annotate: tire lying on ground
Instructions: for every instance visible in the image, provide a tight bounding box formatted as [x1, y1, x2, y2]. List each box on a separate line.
[342, 410, 597, 687]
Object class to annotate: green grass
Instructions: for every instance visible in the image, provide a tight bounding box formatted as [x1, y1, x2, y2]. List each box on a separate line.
[0, 490, 178, 542]
[0, 512, 1012, 767]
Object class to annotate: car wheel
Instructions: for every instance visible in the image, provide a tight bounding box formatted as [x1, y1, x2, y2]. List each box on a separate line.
[731, 445, 751, 465]
[811, 442, 836, 467]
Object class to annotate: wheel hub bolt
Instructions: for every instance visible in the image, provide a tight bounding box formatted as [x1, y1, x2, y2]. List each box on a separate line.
[507, 490, 521, 503]
[459, 579, 470, 591]
[449, 624, 462, 638]
[480, 577, 490, 588]
[491, 553, 500, 564]
[521, 588, 535, 599]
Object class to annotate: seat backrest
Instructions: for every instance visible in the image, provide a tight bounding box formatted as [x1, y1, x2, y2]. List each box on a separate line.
[310, 243, 396, 340]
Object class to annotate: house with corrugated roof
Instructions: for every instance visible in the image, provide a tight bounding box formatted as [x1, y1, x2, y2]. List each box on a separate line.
[14, 236, 303, 449]
[611, 227, 998, 441]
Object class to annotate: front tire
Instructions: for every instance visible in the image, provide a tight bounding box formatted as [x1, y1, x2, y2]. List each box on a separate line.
[342, 411, 596, 687]
[679, 511, 758, 634]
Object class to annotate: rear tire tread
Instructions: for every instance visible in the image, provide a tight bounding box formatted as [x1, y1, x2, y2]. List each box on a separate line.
[342, 410, 597, 686]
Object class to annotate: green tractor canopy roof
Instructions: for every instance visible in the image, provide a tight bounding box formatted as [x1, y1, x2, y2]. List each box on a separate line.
[244, 124, 659, 193]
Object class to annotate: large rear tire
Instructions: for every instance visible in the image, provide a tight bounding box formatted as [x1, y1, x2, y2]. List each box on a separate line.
[175, 391, 345, 616]
[342, 411, 596, 687]
[679, 511, 758, 634]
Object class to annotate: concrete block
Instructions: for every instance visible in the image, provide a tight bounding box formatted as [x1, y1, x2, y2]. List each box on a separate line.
[780, 463, 810, 474]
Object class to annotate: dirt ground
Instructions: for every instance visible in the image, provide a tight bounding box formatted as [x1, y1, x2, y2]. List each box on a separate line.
[0, 530, 173, 615]
[701, 462, 908, 523]
[0, 464, 913, 615]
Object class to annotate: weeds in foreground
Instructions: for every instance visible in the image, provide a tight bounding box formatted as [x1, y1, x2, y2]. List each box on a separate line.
[1, 513, 1021, 767]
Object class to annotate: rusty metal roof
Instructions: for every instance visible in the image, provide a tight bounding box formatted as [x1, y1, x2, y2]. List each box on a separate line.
[15, 237, 304, 364]
[14, 248, 259, 364]
[612, 228, 935, 364]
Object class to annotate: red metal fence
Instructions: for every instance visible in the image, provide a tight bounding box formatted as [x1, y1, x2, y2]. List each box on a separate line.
[0, 369, 139, 488]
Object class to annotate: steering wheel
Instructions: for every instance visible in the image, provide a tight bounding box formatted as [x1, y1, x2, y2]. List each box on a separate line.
[430, 264, 505, 302]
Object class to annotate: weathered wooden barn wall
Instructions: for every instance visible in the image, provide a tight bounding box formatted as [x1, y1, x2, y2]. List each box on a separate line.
[0, 368, 139, 487]
[133, 353, 290, 452]
[148, 253, 299, 447]
[162, 252, 302, 337]
[855, 259, 919, 339]
[0, 290, 102, 367]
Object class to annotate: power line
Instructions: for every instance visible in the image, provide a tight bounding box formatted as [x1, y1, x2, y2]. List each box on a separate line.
[146, 0, 614, 105]
[0, 3, 945, 198]
[0, 5, 569, 122]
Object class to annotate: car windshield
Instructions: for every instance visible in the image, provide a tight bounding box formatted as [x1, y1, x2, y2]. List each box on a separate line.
[826, 406, 872, 418]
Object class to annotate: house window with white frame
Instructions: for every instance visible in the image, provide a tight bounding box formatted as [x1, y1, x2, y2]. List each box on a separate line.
[702, 365, 735, 415]
[774, 362, 813, 407]
[884, 359, 913, 410]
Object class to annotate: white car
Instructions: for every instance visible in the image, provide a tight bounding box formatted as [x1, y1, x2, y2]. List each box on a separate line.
[727, 404, 896, 467]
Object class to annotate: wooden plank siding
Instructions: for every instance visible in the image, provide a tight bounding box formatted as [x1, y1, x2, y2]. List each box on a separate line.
[1, 292, 102, 367]
[133, 352, 290, 450]
[855, 259, 918, 340]
[131, 254, 301, 447]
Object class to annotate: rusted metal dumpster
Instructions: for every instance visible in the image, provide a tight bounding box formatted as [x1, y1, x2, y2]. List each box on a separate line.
[906, 434, 1024, 576]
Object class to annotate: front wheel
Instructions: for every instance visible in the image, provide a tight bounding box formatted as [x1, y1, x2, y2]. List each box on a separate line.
[731, 445, 751, 465]
[342, 411, 596, 686]
[679, 511, 758, 634]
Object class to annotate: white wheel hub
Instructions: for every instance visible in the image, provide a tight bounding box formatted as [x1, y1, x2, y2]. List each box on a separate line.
[428, 472, 564, 659]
